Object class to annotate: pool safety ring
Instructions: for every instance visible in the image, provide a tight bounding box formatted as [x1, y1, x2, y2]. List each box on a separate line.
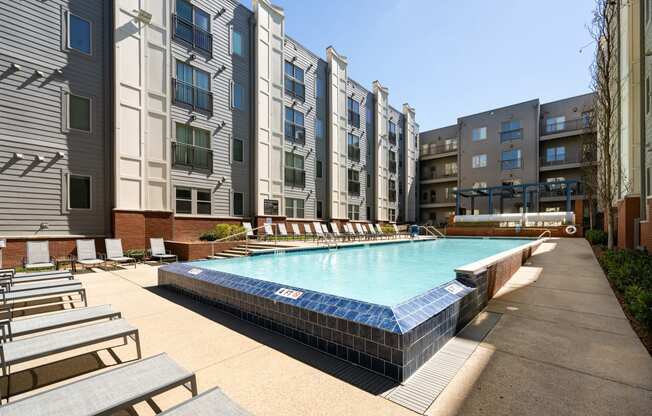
[565, 225, 577, 235]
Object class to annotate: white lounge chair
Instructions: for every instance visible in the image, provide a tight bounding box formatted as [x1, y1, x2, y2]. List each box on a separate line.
[375, 223, 391, 239]
[303, 223, 314, 240]
[75, 240, 106, 270]
[160, 386, 251, 415]
[343, 223, 356, 240]
[105, 239, 137, 268]
[263, 223, 275, 240]
[0, 353, 196, 414]
[278, 223, 289, 238]
[24, 241, 55, 271]
[242, 222, 256, 239]
[365, 224, 379, 239]
[392, 223, 409, 238]
[150, 238, 178, 263]
[329, 222, 346, 240]
[291, 223, 303, 240]
[354, 223, 368, 240]
[0, 283, 87, 312]
[0, 270, 74, 290]
[312, 222, 326, 240]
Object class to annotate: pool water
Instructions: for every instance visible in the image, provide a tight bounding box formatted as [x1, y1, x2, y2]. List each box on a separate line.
[189, 238, 532, 306]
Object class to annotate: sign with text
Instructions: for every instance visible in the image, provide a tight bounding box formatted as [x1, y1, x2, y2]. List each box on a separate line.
[275, 288, 304, 300]
[188, 268, 203, 276]
[445, 283, 463, 295]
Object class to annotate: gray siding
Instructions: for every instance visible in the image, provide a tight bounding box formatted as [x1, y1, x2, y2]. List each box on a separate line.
[363, 89, 375, 221]
[346, 79, 372, 221]
[170, 0, 252, 218]
[314, 59, 328, 218]
[0, 0, 109, 236]
[388, 105, 402, 217]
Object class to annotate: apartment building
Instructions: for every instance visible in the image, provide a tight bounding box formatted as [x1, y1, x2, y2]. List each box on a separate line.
[418, 93, 596, 227]
[0, 0, 417, 260]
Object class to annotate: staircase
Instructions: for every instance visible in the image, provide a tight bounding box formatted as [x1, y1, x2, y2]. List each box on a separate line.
[208, 242, 287, 259]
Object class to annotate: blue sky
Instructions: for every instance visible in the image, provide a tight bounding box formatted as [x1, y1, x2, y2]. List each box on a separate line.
[265, 0, 596, 131]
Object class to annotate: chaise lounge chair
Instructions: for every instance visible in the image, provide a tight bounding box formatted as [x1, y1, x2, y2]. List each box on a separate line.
[150, 238, 178, 263]
[0, 353, 196, 413]
[0, 270, 74, 290]
[263, 223, 275, 240]
[75, 239, 106, 271]
[278, 223, 289, 239]
[24, 241, 56, 271]
[160, 387, 251, 416]
[0, 283, 87, 314]
[303, 223, 315, 240]
[105, 238, 137, 268]
[290, 223, 303, 240]
[242, 222, 256, 239]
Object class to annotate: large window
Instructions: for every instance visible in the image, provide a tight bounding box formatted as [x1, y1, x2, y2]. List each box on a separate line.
[174, 61, 212, 114]
[500, 120, 522, 142]
[316, 160, 323, 178]
[347, 97, 360, 128]
[501, 149, 522, 170]
[472, 126, 487, 141]
[472, 154, 487, 168]
[388, 121, 397, 145]
[232, 138, 243, 162]
[173, 0, 212, 54]
[285, 152, 305, 188]
[233, 192, 244, 216]
[285, 107, 305, 143]
[231, 28, 244, 57]
[389, 179, 397, 202]
[347, 133, 360, 161]
[348, 169, 360, 195]
[389, 150, 397, 173]
[316, 201, 323, 219]
[285, 198, 305, 218]
[284, 61, 305, 100]
[546, 116, 566, 133]
[232, 82, 245, 110]
[68, 94, 91, 132]
[174, 124, 212, 171]
[67, 13, 91, 55]
[348, 204, 360, 221]
[388, 208, 396, 222]
[175, 187, 211, 215]
[69, 174, 91, 210]
[546, 146, 566, 163]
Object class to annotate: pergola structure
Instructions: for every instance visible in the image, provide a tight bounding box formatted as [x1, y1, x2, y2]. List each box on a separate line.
[455, 179, 580, 215]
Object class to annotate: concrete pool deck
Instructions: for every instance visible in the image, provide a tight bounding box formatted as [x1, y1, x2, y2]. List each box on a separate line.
[3, 238, 650, 415]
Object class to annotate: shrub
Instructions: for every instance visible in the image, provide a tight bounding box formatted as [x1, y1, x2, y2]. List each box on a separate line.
[124, 249, 146, 260]
[585, 229, 608, 246]
[199, 224, 246, 241]
[625, 285, 652, 327]
[380, 224, 395, 234]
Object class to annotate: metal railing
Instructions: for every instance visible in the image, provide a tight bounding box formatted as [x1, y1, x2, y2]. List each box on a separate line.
[172, 142, 213, 172]
[173, 79, 213, 115]
[421, 141, 458, 156]
[541, 117, 593, 135]
[538, 230, 552, 239]
[500, 128, 523, 142]
[540, 151, 597, 167]
[501, 158, 523, 170]
[420, 170, 458, 180]
[172, 15, 213, 56]
[421, 196, 456, 204]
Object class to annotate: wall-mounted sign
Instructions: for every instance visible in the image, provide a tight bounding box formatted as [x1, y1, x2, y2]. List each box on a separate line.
[188, 268, 203, 276]
[445, 283, 463, 295]
[264, 199, 279, 216]
[275, 288, 304, 300]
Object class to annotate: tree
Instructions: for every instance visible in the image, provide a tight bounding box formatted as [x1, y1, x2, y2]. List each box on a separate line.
[590, 0, 619, 249]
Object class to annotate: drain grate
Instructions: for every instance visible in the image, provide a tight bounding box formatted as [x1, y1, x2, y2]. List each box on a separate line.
[384, 312, 502, 414]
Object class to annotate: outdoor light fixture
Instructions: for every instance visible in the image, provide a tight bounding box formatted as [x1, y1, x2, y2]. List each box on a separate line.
[190, 115, 196, 121]
[10, 63, 21, 71]
[34, 70, 44, 78]
[221, 120, 226, 127]
[36, 155, 45, 162]
[189, 54, 196, 61]
[54, 69, 63, 75]
[56, 151, 65, 159]
[215, 7, 226, 17]
[13, 152, 24, 160]
[133, 9, 152, 25]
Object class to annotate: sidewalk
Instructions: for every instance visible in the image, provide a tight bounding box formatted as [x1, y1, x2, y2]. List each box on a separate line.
[427, 238, 652, 415]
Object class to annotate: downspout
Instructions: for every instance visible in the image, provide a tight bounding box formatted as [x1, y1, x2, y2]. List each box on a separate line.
[639, 0, 647, 225]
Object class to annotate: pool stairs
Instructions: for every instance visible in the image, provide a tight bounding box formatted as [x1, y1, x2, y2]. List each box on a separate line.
[207, 242, 293, 259]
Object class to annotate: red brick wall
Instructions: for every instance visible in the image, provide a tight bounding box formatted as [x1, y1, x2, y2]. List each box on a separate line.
[113, 211, 146, 250]
[174, 217, 242, 242]
[1, 238, 106, 269]
[145, 212, 174, 242]
[640, 197, 652, 252]
[617, 196, 640, 249]
[165, 241, 241, 261]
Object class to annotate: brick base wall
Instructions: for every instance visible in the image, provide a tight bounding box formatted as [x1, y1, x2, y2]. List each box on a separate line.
[0, 237, 106, 269]
[640, 197, 652, 252]
[616, 196, 640, 249]
[164, 241, 242, 261]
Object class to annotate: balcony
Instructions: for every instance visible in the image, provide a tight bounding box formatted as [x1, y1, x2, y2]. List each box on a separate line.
[541, 117, 593, 137]
[539, 183, 584, 200]
[540, 150, 597, 170]
[173, 79, 213, 115]
[420, 141, 458, 159]
[420, 195, 456, 208]
[172, 15, 213, 56]
[420, 170, 458, 183]
[501, 158, 523, 171]
[348, 181, 360, 196]
[285, 123, 306, 145]
[284, 167, 306, 188]
[172, 142, 213, 172]
[500, 128, 523, 142]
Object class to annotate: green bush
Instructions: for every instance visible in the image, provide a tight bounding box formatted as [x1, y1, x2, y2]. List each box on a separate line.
[380, 224, 395, 234]
[124, 249, 146, 260]
[625, 285, 652, 327]
[199, 224, 246, 241]
[585, 229, 608, 246]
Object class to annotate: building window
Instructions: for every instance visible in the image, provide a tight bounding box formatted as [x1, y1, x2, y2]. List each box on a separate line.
[174, 124, 212, 171]
[285, 152, 305, 188]
[389, 150, 397, 173]
[316, 160, 323, 178]
[472, 154, 487, 168]
[315, 118, 324, 139]
[500, 120, 522, 142]
[582, 111, 593, 127]
[389, 179, 397, 202]
[68, 94, 91, 132]
[197, 190, 211, 215]
[388, 121, 397, 145]
[264, 199, 279, 215]
[284, 61, 305, 100]
[501, 149, 522, 170]
[316, 200, 323, 218]
[388, 208, 396, 222]
[367, 174, 370, 187]
[233, 192, 244, 216]
[366, 106, 373, 127]
[285, 107, 305, 144]
[233, 138, 243, 162]
[67, 13, 92, 55]
[68, 174, 91, 209]
[545, 116, 566, 133]
[316, 77, 324, 98]
[348, 204, 360, 220]
[173, 0, 211, 54]
[347, 133, 360, 161]
[175, 187, 211, 215]
[546, 146, 566, 163]
[285, 198, 305, 218]
[347, 97, 360, 128]
[232, 82, 245, 110]
[174, 61, 212, 114]
[472, 127, 487, 141]
[175, 188, 192, 214]
[348, 169, 360, 195]
[231, 29, 244, 57]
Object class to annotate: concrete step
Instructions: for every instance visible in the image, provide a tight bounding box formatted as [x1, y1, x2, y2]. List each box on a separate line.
[216, 252, 245, 258]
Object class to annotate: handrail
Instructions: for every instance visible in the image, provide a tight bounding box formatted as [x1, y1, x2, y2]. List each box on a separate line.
[425, 225, 446, 238]
[537, 230, 552, 239]
[210, 223, 273, 257]
[416, 225, 438, 238]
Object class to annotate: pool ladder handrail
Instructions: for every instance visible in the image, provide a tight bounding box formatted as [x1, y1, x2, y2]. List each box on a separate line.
[537, 229, 552, 239]
[210, 223, 277, 257]
[417, 225, 445, 239]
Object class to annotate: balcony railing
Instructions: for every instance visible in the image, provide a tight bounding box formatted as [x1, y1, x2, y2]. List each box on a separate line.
[500, 128, 523, 142]
[501, 158, 523, 170]
[420, 141, 458, 156]
[421, 195, 456, 204]
[172, 15, 213, 56]
[285, 123, 305, 144]
[540, 150, 597, 167]
[284, 167, 306, 188]
[348, 181, 360, 196]
[542, 117, 593, 136]
[348, 145, 360, 162]
[420, 170, 458, 181]
[539, 183, 584, 198]
[172, 142, 213, 172]
[173, 79, 213, 115]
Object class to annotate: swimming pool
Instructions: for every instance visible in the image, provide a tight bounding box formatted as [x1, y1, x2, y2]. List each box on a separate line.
[159, 237, 541, 381]
[189, 238, 533, 305]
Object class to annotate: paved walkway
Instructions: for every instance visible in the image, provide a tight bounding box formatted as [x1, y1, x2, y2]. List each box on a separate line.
[3, 238, 650, 415]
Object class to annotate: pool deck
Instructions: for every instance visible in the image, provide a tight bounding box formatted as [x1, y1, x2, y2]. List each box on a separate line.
[3, 238, 651, 415]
